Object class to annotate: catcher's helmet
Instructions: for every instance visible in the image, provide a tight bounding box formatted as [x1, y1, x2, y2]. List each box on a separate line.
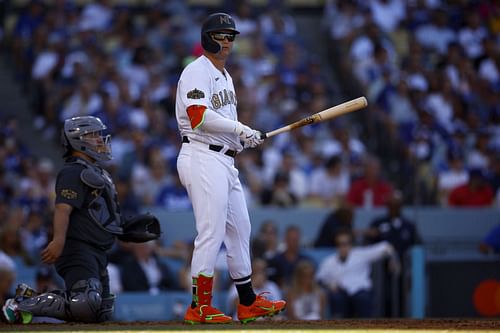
[201, 12, 240, 53]
[61, 116, 112, 162]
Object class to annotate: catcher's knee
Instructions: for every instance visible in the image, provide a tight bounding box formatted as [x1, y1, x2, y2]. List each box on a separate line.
[68, 278, 103, 322]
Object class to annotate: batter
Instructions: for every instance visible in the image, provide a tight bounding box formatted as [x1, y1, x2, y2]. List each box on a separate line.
[175, 12, 286, 324]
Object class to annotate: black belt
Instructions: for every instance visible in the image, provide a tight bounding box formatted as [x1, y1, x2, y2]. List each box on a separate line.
[182, 136, 237, 158]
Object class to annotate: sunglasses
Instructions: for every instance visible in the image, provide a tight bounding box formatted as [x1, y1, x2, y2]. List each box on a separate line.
[210, 32, 236, 42]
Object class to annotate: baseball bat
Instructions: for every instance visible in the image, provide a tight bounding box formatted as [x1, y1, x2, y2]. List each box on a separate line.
[262, 96, 368, 139]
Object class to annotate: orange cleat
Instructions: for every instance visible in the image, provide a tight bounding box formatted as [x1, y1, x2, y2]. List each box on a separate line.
[237, 292, 286, 324]
[184, 304, 232, 324]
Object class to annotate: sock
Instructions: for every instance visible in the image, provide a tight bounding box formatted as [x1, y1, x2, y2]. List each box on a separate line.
[191, 279, 197, 308]
[234, 275, 256, 306]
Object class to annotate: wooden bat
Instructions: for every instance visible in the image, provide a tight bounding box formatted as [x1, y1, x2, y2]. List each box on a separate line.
[262, 96, 368, 139]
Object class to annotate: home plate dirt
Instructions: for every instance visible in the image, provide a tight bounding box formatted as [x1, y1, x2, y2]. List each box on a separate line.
[0, 319, 499, 332]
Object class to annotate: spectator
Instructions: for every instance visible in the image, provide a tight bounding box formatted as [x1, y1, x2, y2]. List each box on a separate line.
[316, 229, 399, 318]
[478, 224, 500, 254]
[251, 220, 280, 260]
[309, 155, 350, 207]
[314, 204, 354, 248]
[346, 156, 393, 208]
[365, 191, 421, 260]
[437, 149, 469, 206]
[364, 190, 421, 316]
[34, 266, 59, 294]
[120, 241, 178, 294]
[155, 173, 191, 211]
[260, 171, 298, 207]
[19, 210, 49, 262]
[287, 260, 326, 320]
[267, 225, 310, 290]
[448, 169, 494, 207]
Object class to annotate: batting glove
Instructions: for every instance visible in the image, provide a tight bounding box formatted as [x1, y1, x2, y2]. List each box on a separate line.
[236, 123, 264, 148]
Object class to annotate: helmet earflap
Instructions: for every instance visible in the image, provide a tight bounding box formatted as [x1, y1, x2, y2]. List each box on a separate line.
[202, 31, 221, 53]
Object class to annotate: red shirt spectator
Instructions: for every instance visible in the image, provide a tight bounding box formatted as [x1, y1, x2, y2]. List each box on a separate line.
[448, 169, 494, 207]
[347, 156, 393, 207]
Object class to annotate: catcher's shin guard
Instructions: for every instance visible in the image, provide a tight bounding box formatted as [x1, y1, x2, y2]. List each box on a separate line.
[16, 292, 68, 321]
[184, 274, 231, 324]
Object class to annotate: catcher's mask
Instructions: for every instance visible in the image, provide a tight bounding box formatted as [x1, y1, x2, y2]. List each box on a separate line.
[61, 116, 112, 162]
[201, 12, 240, 53]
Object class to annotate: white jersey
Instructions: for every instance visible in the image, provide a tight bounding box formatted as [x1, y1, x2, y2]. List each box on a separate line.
[176, 55, 242, 150]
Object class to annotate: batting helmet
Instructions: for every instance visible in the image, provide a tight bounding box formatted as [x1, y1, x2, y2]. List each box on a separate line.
[61, 116, 112, 162]
[201, 12, 240, 53]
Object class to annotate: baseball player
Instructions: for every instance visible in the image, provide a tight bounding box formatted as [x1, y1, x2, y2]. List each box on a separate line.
[1, 116, 160, 324]
[176, 13, 286, 324]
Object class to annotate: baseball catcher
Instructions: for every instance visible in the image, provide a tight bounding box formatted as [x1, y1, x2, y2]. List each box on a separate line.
[1, 116, 161, 324]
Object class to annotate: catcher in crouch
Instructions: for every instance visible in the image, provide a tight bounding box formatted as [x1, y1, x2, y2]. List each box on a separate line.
[1, 116, 161, 324]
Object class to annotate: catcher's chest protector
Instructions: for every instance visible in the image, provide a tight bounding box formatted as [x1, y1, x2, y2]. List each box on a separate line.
[74, 159, 124, 235]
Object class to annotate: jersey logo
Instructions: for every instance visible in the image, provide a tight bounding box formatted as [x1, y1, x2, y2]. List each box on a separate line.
[187, 88, 205, 99]
[61, 189, 78, 200]
[211, 89, 236, 110]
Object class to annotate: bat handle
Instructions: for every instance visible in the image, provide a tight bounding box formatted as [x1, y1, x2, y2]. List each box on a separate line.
[260, 132, 267, 139]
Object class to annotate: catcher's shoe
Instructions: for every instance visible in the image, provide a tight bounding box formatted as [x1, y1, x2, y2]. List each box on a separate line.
[1, 298, 32, 324]
[237, 292, 286, 324]
[184, 304, 232, 324]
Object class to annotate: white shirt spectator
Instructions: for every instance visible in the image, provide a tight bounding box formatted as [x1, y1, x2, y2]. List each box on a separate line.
[369, 0, 406, 33]
[415, 23, 456, 54]
[425, 93, 453, 132]
[32, 50, 58, 80]
[458, 26, 487, 59]
[60, 92, 102, 120]
[438, 169, 469, 192]
[80, 2, 112, 32]
[479, 58, 499, 85]
[316, 242, 394, 295]
[310, 168, 350, 200]
[0, 250, 15, 273]
[107, 263, 123, 295]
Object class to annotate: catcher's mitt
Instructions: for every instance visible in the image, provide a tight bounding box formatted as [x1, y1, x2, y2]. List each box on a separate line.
[118, 213, 161, 243]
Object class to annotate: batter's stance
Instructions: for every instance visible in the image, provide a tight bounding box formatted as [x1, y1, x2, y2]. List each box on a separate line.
[176, 13, 286, 324]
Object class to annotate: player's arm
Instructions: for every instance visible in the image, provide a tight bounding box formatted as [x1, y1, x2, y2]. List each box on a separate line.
[188, 105, 246, 135]
[42, 166, 86, 264]
[180, 68, 261, 144]
[41, 203, 72, 264]
[192, 107, 263, 147]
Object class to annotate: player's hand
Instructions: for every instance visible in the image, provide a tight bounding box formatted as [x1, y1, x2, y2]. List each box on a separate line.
[41, 240, 65, 264]
[243, 130, 264, 148]
[238, 123, 264, 148]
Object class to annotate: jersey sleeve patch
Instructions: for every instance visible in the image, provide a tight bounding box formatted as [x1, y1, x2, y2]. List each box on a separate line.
[187, 88, 205, 99]
[186, 105, 207, 129]
[60, 189, 78, 200]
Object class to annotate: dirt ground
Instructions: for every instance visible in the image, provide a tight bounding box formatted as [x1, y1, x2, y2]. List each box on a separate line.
[1, 319, 500, 331]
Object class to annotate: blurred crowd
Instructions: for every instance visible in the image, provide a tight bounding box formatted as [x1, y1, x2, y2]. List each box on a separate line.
[324, 0, 500, 206]
[1, 0, 500, 321]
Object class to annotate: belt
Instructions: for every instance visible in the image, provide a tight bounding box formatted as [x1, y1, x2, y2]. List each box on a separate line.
[182, 136, 237, 158]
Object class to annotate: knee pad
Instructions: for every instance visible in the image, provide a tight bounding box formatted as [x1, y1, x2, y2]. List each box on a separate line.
[68, 278, 103, 322]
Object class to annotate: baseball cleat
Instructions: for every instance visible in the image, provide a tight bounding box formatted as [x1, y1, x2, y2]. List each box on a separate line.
[184, 304, 232, 324]
[1, 298, 32, 324]
[237, 292, 286, 324]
